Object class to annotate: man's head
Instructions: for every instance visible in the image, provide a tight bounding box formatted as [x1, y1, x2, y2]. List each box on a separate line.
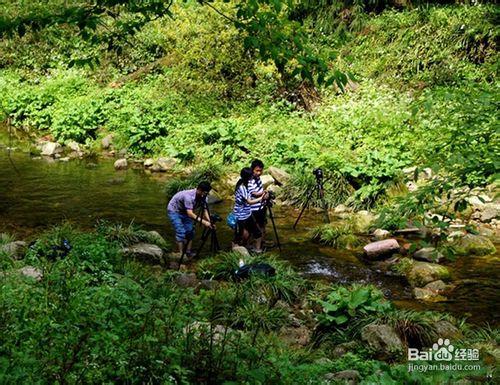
[196, 181, 212, 199]
[251, 159, 264, 178]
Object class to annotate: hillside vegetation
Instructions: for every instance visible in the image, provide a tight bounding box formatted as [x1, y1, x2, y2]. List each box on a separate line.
[1, 3, 497, 206]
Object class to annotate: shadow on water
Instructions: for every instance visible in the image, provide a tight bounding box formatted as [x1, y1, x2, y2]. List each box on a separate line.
[0, 142, 498, 326]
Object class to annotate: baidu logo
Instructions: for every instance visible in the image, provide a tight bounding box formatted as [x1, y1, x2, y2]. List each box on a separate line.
[432, 338, 454, 361]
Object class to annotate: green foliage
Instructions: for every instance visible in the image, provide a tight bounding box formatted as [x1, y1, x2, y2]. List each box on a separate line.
[201, 118, 253, 162]
[372, 207, 408, 231]
[344, 4, 499, 86]
[309, 222, 361, 249]
[280, 169, 353, 209]
[316, 284, 392, 327]
[164, 162, 223, 200]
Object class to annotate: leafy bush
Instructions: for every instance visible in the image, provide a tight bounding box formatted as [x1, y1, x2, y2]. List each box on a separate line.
[316, 284, 392, 327]
[50, 94, 106, 143]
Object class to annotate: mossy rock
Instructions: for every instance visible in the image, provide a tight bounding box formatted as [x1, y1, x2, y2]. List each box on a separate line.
[391, 257, 414, 276]
[451, 234, 496, 256]
[406, 261, 451, 287]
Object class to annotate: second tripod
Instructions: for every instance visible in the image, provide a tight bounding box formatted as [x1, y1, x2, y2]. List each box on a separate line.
[293, 168, 330, 230]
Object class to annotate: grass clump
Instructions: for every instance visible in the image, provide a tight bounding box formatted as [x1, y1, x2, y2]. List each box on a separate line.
[309, 222, 362, 249]
[164, 162, 223, 200]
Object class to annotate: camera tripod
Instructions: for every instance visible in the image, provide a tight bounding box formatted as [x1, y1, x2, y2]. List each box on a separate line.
[256, 195, 282, 253]
[293, 169, 330, 230]
[178, 198, 219, 268]
[194, 198, 220, 255]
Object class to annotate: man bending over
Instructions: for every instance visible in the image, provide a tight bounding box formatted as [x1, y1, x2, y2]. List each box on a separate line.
[167, 181, 214, 257]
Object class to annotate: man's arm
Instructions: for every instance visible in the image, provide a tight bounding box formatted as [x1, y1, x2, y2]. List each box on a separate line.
[186, 209, 212, 227]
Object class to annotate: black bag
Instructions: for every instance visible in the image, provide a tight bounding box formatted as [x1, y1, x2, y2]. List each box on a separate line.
[234, 263, 276, 280]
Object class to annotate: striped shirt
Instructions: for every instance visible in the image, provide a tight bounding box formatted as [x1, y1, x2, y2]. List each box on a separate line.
[233, 184, 252, 220]
[248, 176, 263, 211]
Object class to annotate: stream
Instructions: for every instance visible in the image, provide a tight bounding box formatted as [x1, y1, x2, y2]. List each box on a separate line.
[1, 139, 498, 326]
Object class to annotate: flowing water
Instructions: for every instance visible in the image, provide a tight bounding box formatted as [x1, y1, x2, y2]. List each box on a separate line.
[1, 135, 498, 326]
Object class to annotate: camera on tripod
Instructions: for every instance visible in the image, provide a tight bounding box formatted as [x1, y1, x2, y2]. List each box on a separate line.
[293, 167, 330, 229]
[313, 168, 323, 180]
[210, 213, 222, 223]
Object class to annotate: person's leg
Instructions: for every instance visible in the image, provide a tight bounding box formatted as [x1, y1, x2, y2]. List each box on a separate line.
[236, 219, 250, 246]
[248, 218, 263, 252]
[168, 211, 187, 254]
[182, 214, 195, 255]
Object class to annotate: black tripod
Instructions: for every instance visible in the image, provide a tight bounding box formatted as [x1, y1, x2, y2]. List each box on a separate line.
[194, 199, 220, 256]
[178, 199, 219, 268]
[257, 195, 282, 253]
[293, 168, 330, 230]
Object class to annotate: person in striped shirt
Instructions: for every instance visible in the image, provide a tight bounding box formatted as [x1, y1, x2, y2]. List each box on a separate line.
[248, 159, 267, 242]
[233, 167, 267, 252]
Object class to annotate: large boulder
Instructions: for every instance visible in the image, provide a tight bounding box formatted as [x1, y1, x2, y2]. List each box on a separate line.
[373, 229, 390, 240]
[413, 287, 447, 302]
[279, 326, 311, 347]
[101, 134, 114, 149]
[66, 141, 81, 153]
[19, 266, 43, 281]
[268, 166, 290, 185]
[433, 320, 463, 341]
[40, 141, 63, 157]
[154, 157, 177, 172]
[406, 261, 450, 287]
[361, 324, 404, 360]
[122, 243, 163, 261]
[232, 245, 250, 257]
[324, 370, 361, 385]
[452, 234, 496, 256]
[144, 158, 154, 168]
[1, 241, 27, 259]
[363, 239, 400, 260]
[260, 174, 275, 189]
[207, 190, 223, 205]
[147, 231, 167, 247]
[331, 341, 359, 358]
[413, 247, 444, 263]
[183, 321, 235, 344]
[114, 158, 128, 170]
[479, 203, 499, 223]
[175, 273, 199, 288]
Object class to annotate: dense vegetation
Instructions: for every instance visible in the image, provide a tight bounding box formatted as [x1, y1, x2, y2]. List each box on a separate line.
[0, 225, 497, 384]
[1, 2, 497, 213]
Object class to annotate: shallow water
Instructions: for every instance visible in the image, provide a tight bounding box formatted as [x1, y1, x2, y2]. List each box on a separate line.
[0, 139, 498, 326]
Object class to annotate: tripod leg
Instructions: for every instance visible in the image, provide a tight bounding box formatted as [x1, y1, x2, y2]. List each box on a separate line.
[195, 228, 210, 257]
[267, 206, 282, 253]
[318, 184, 330, 224]
[293, 186, 317, 230]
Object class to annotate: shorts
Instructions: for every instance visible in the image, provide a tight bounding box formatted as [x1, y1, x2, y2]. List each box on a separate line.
[251, 208, 267, 227]
[236, 216, 262, 242]
[167, 211, 194, 242]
